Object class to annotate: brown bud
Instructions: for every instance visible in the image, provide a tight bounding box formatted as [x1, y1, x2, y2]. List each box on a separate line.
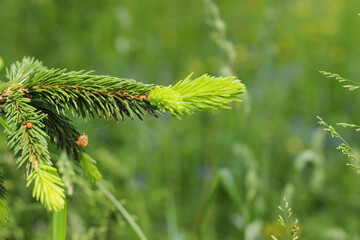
[76, 134, 88, 147]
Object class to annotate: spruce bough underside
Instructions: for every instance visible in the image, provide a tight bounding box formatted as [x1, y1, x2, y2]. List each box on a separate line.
[0, 57, 245, 224]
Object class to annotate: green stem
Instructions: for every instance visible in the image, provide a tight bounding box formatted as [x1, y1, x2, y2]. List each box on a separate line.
[96, 182, 148, 240]
[52, 200, 67, 240]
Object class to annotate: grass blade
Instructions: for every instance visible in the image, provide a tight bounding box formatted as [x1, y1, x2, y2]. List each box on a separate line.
[217, 168, 242, 209]
[96, 182, 148, 240]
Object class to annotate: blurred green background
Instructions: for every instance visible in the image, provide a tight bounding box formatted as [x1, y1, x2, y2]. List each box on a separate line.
[1, 0, 360, 239]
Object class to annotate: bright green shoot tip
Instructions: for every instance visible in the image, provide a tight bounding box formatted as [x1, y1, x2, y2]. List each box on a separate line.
[148, 73, 246, 119]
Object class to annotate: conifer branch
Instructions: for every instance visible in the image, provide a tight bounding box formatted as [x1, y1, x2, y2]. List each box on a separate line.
[0, 56, 246, 215]
[10, 58, 159, 120]
[2, 60, 68, 212]
[4, 92, 52, 169]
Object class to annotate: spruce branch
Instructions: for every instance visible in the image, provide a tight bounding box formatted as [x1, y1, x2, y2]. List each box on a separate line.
[3, 82, 66, 212]
[2, 58, 245, 121]
[0, 56, 245, 215]
[9, 58, 159, 121]
[4, 92, 52, 169]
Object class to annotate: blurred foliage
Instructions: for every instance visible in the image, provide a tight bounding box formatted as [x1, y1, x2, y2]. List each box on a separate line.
[1, 0, 360, 239]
